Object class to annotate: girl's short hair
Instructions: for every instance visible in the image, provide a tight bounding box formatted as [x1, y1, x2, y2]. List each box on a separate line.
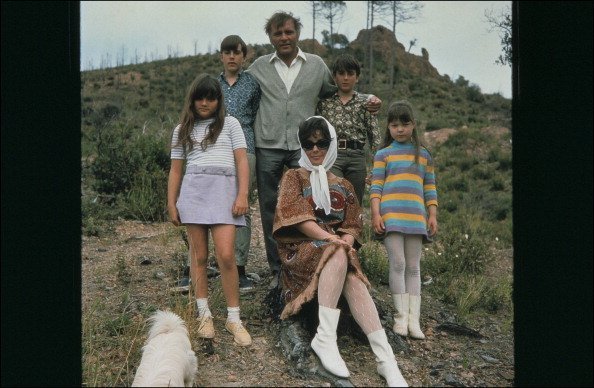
[298, 117, 330, 145]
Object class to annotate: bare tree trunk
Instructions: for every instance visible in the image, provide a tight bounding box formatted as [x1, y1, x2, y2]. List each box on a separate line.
[364, 2, 370, 92]
[368, 2, 374, 91]
[389, 2, 396, 103]
[312, 1, 316, 54]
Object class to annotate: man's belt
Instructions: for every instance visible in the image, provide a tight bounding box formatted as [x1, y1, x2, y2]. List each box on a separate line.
[337, 139, 365, 150]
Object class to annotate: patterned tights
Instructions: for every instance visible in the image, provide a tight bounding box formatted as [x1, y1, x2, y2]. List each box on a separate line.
[318, 248, 382, 335]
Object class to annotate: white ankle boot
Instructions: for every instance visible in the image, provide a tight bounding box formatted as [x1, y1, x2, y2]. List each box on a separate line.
[391, 293, 409, 336]
[367, 329, 408, 387]
[408, 294, 425, 339]
[311, 305, 350, 378]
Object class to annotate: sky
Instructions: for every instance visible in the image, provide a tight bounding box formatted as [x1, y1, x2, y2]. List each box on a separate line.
[80, 1, 512, 98]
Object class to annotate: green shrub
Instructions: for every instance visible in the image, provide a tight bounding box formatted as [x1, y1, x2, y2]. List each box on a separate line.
[89, 121, 169, 201]
[122, 168, 168, 222]
[490, 176, 506, 192]
[466, 84, 485, 103]
[425, 120, 448, 131]
[359, 241, 389, 285]
[470, 164, 493, 180]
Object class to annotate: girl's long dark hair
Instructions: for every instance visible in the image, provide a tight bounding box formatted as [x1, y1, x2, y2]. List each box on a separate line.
[174, 73, 226, 152]
[381, 100, 425, 164]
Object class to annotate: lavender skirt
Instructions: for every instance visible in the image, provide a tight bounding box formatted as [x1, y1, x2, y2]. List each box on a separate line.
[177, 165, 246, 226]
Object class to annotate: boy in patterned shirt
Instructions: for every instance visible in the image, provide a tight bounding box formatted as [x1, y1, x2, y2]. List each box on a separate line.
[316, 54, 379, 205]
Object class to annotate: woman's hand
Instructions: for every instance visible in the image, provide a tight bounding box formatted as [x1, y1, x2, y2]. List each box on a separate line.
[325, 234, 355, 253]
[340, 233, 355, 246]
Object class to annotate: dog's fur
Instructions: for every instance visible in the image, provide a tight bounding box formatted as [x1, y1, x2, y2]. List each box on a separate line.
[132, 310, 197, 387]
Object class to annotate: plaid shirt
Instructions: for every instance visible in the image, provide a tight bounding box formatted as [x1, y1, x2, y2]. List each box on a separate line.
[316, 91, 379, 151]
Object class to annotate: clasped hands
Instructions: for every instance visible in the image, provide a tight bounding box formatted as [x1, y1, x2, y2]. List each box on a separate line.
[324, 234, 355, 253]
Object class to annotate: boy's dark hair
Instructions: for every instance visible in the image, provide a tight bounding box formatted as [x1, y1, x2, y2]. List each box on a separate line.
[220, 35, 247, 57]
[265, 11, 302, 36]
[298, 117, 330, 145]
[332, 54, 361, 76]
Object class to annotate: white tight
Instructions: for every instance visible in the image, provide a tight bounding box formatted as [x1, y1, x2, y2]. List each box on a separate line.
[384, 232, 423, 296]
[318, 249, 382, 335]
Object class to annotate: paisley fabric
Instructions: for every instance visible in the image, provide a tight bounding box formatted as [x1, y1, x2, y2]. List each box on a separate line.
[272, 168, 371, 319]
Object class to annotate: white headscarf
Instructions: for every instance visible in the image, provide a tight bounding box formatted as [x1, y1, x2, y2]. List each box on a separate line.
[298, 116, 338, 215]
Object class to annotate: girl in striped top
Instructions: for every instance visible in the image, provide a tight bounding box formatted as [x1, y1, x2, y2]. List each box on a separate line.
[167, 73, 252, 346]
[370, 100, 438, 340]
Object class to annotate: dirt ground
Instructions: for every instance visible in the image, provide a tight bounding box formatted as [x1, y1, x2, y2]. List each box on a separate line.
[82, 199, 514, 387]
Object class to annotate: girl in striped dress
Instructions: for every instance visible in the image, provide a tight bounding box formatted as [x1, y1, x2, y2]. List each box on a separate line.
[370, 100, 438, 340]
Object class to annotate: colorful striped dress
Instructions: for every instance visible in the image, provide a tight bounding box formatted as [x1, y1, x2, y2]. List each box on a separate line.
[369, 141, 438, 237]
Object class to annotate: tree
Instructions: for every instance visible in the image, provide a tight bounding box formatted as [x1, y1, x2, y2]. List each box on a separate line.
[485, 5, 512, 67]
[318, 1, 346, 50]
[375, 1, 423, 102]
[321, 30, 349, 49]
[364, 1, 378, 91]
[308, 1, 324, 53]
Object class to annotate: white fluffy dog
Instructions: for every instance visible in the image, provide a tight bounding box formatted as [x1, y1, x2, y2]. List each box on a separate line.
[132, 310, 198, 387]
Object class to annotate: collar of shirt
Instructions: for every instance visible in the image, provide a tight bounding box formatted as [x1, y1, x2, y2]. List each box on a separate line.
[271, 48, 306, 93]
[269, 47, 307, 66]
[219, 69, 244, 86]
[333, 90, 360, 103]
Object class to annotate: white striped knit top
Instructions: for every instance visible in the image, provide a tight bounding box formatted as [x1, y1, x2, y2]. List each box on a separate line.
[170, 116, 247, 168]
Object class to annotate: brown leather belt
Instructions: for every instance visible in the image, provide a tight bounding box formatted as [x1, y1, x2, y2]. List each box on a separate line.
[337, 139, 365, 150]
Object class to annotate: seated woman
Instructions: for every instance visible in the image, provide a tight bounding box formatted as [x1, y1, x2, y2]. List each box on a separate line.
[272, 116, 408, 387]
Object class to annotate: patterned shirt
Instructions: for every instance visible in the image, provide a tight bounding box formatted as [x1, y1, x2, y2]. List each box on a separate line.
[218, 70, 261, 154]
[316, 91, 379, 151]
[370, 141, 438, 236]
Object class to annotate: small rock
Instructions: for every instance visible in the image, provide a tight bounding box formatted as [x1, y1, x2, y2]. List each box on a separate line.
[444, 373, 464, 387]
[480, 354, 499, 363]
[247, 272, 261, 282]
[498, 370, 514, 380]
[138, 256, 151, 265]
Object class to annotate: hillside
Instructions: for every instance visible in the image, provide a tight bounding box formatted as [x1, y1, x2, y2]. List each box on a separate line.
[81, 24, 511, 156]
